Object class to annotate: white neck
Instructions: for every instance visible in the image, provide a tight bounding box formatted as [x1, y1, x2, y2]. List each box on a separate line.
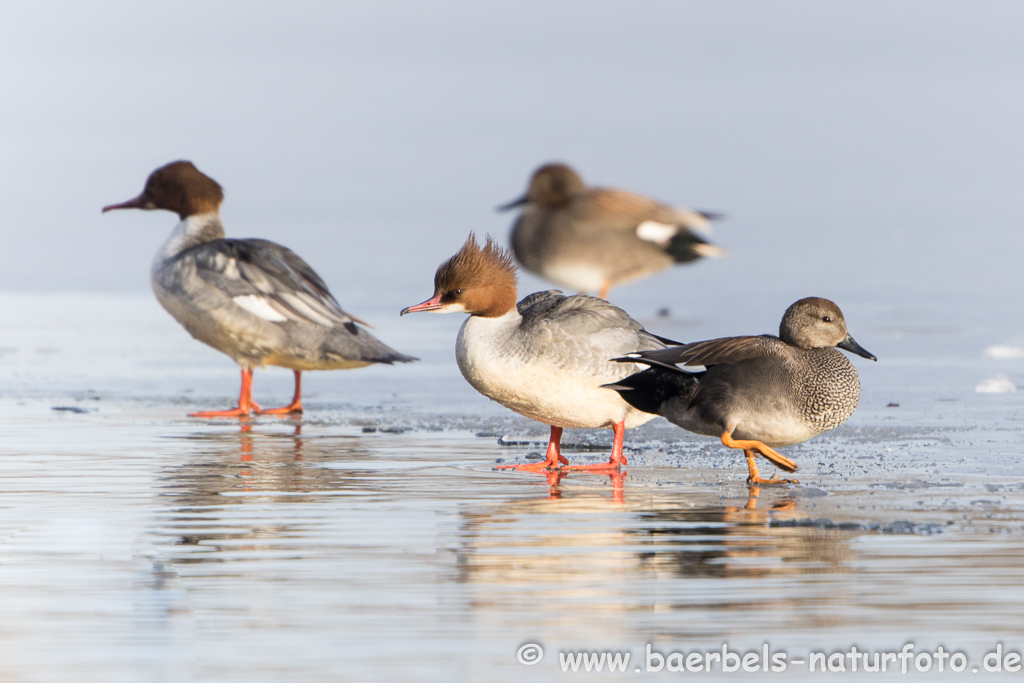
[457, 306, 524, 361]
[153, 212, 224, 264]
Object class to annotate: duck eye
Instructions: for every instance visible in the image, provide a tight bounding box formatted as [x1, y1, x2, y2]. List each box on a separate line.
[822, 316, 832, 323]
[455, 289, 463, 296]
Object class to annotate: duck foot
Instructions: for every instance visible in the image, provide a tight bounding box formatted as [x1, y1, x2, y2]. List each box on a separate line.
[743, 449, 798, 485]
[257, 370, 304, 415]
[494, 459, 562, 471]
[746, 474, 799, 486]
[190, 405, 259, 418]
[257, 402, 303, 415]
[495, 425, 569, 470]
[190, 368, 260, 418]
[564, 459, 625, 472]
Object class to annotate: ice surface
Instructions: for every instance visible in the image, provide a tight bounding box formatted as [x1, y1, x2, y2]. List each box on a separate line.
[2, 292, 1024, 682]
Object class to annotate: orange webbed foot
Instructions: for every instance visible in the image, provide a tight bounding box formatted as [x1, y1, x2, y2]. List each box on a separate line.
[494, 459, 561, 472]
[564, 458, 625, 472]
[190, 402, 260, 418]
[257, 402, 303, 416]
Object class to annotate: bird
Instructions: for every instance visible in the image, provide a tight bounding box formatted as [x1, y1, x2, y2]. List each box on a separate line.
[500, 163, 724, 300]
[605, 297, 876, 485]
[103, 160, 416, 417]
[400, 233, 676, 471]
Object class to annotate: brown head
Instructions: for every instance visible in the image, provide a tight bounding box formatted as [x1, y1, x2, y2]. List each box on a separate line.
[497, 163, 586, 211]
[780, 297, 876, 360]
[102, 161, 224, 219]
[401, 234, 518, 318]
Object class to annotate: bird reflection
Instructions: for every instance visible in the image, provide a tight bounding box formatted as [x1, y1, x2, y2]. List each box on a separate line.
[454, 484, 853, 588]
[542, 468, 626, 502]
[237, 418, 303, 463]
[155, 420, 380, 565]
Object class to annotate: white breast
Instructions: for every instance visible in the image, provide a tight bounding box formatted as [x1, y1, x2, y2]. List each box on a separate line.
[455, 311, 653, 430]
[731, 411, 818, 448]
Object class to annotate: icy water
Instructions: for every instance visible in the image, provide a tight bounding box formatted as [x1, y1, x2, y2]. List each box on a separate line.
[1, 291, 1024, 682]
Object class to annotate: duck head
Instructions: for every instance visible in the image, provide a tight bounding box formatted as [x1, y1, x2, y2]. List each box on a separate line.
[103, 161, 224, 220]
[780, 297, 876, 361]
[401, 234, 518, 318]
[497, 162, 586, 211]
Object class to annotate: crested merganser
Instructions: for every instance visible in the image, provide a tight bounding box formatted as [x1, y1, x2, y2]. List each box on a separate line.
[103, 160, 416, 417]
[401, 234, 676, 471]
[501, 163, 725, 300]
[606, 297, 876, 485]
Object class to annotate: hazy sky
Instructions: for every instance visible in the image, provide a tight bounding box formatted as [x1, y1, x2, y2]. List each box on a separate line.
[1, 1, 1022, 319]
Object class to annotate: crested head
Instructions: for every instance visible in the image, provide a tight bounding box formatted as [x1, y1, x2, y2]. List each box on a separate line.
[526, 163, 586, 207]
[401, 234, 518, 318]
[103, 160, 224, 219]
[780, 297, 876, 360]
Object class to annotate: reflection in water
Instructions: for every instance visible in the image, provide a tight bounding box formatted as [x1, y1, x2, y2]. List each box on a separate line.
[154, 420, 388, 566]
[451, 482, 858, 639]
[455, 487, 850, 580]
[129, 423, 1024, 674]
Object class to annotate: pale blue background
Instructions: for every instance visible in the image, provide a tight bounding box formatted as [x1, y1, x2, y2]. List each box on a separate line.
[0, 1, 1021, 328]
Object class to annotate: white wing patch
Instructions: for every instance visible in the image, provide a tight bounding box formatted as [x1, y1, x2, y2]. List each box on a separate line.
[233, 295, 289, 322]
[222, 257, 241, 279]
[635, 220, 678, 246]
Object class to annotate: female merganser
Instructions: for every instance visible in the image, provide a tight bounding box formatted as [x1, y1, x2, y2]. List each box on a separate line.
[103, 160, 416, 417]
[401, 234, 676, 470]
[606, 298, 876, 484]
[501, 163, 725, 300]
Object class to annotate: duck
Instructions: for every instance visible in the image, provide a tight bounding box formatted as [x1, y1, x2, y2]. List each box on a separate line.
[501, 163, 724, 300]
[401, 234, 675, 470]
[606, 297, 876, 484]
[103, 160, 416, 417]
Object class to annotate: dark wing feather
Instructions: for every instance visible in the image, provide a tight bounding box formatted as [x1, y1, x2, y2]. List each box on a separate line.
[184, 238, 364, 327]
[625, 335, 785, 368]
[516, 290, 567, 318]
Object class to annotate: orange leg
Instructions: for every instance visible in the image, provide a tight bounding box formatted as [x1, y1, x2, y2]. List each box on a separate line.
[598, 280, 611, 301]
[565, 420, 627, 471]
[190, 368, 261, 418]
[496, 426, 569, 471]
[720, 431, 799, 485]
[258, 370, 304, 415]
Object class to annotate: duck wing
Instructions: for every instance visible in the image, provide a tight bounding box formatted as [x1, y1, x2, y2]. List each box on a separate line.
[185, 238, 367, 328]
[618, 335, 786, 371]
[518, 291, 674, 378]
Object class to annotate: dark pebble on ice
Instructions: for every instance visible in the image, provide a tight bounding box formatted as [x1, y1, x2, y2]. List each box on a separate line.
[525, 452, 543, 461]
[770, 518, 945, 535]
[380, 427, 405, 434]
[362, 427, 377, 433]
[497, 435, 542, 447]
[770, 518, 862, 531]
[887, 402, 900, 407]
[52, 406, 90, 414]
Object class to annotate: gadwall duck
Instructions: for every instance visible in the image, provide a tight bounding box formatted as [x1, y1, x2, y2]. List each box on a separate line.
[607, 297, 875, 484]
[501, 163, 724, 299]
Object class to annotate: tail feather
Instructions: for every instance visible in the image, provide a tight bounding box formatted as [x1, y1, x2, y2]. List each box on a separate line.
[326, 325, 418, 364]
[604, 366, 698, 416]
[666, 230, 725, 263]
[613, 353, 688, 374]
